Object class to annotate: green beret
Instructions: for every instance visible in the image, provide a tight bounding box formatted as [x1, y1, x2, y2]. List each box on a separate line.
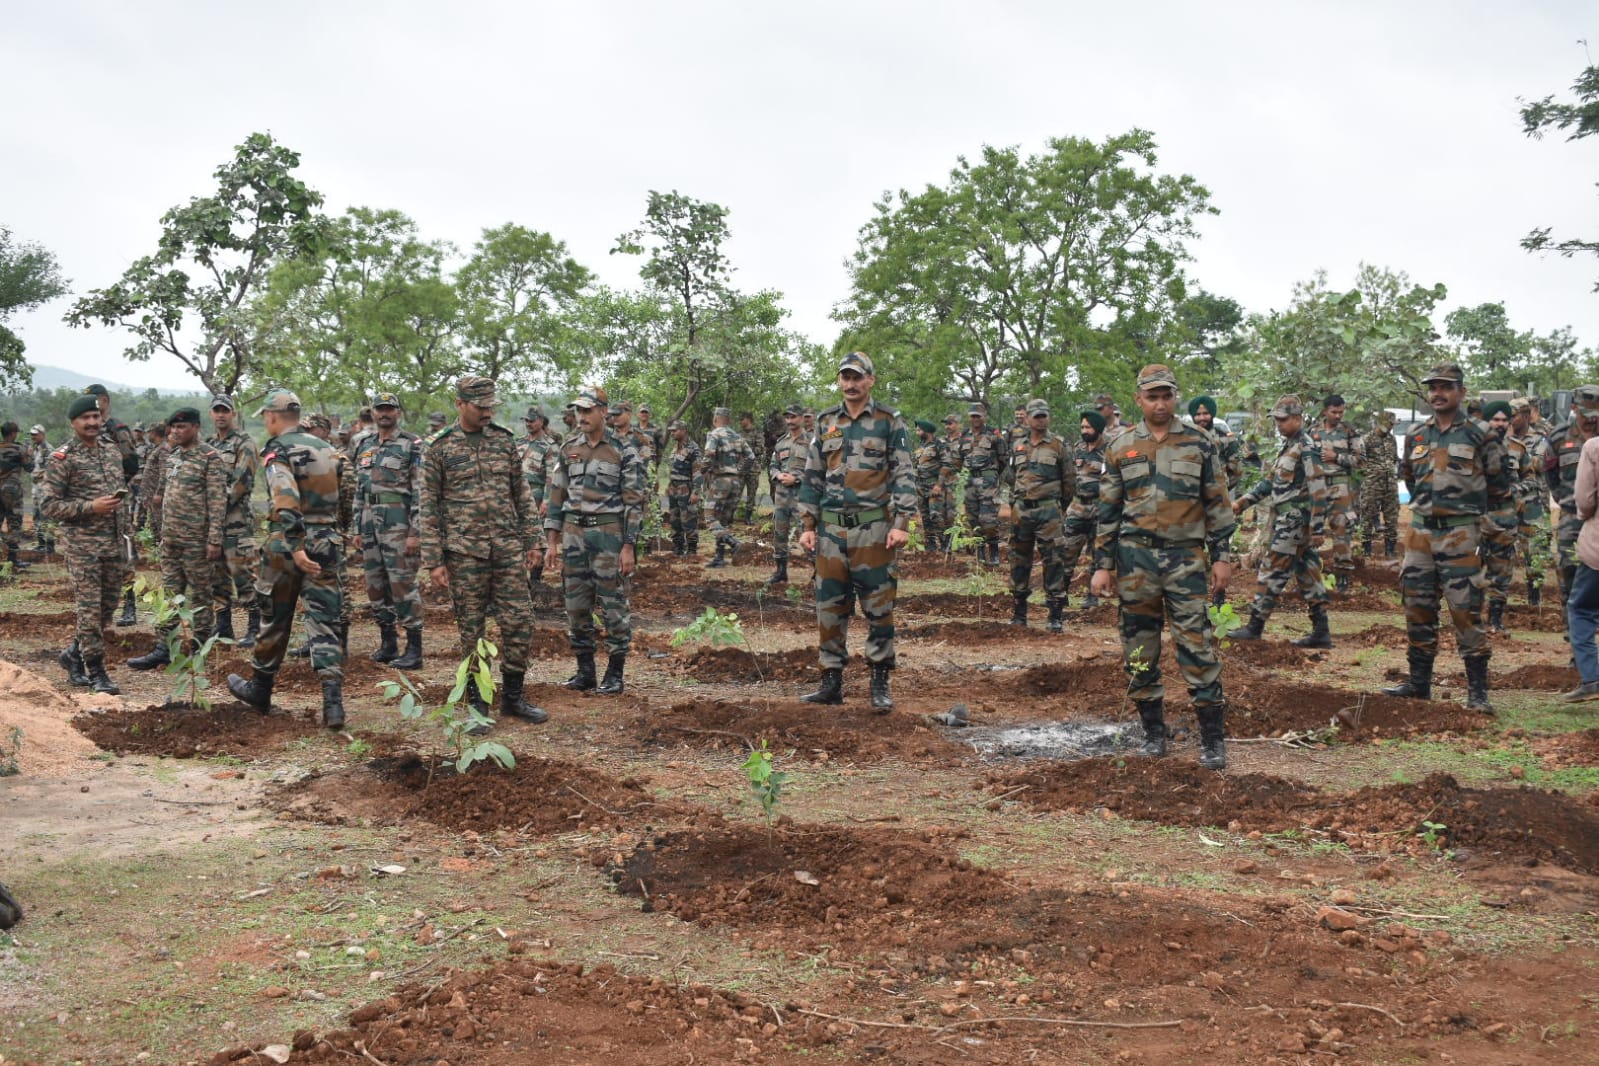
[1080, 409, 1107, 433]
[1482, 400, 1512, 421]
[915, 419, 936, 434]
[1188, 395, 1217, 417]
[68, 395, 99, 420]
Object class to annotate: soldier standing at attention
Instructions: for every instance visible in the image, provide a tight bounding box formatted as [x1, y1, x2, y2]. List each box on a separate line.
[936, 413, 962, 543]
[83, 385, 140, 624]
[1381, 364, 1511, 715]
[128, 409, 225, 672]
[1479, 401, 1522, 635]
[636, 404, 667, 486]
[664, 419, 702, 556]
[1358, 411, 1400, 558]
[419, 375, 546, 730]
[701, 407, 744, 567]
[353, 392, 425, 670]
[959, 402, 1007, 565]
[1007, 400, 1074, 632]
[1310, 394, 1363, 592]
[1061, 409, 1108, 608]
[225, 391, 347, 727]
[209, 394, 262, 648]
[1507, 398, 1550, 605]
[1090, 365, 1236, 769]
[1004, 404, 1030, 466]
[912, 419, 948, 552]
[796, 352, 917, 712]
[137, 422, 170, 544]
[519, 407, 556, 597]
[545, 386, 646, 696]
[738, 412, 763, 524]
[28, 424, 52, 554]
[767, 404, 811, 584]
[1544, 388, 1599, 608]
[0, 422, 28, 572]
[1231, 395, 1332, 647]
[44, 395, 135, 694]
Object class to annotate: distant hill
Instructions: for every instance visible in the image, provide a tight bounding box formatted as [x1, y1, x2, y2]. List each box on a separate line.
[25, 364, 207, 397]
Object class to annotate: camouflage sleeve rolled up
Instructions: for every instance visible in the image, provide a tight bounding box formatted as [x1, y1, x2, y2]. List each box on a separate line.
[796, 401, 918, 532]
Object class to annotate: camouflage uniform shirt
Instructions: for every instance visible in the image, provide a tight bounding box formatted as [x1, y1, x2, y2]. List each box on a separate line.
[160, 441, 227, 549]
[420, 422, 538, 569]
[42, 436, 128, 558]
[797, 400, 918, 530]
[1094, 421, 1236, 571]
[543, 429, 646, 544]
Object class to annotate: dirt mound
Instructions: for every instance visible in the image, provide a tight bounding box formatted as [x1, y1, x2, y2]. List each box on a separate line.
[73, 702, 323, 758]
[1531, 728, 1599, 770]
[0, 660, 107, 775]
[678, 645, 818, 683]
[997, 761, 1599, 874]
[630, 578, 810, 620]
[270, 754, 687, 834]
[1335, 590, 1401, 612]
[1503, 604, 1570, 633]
[1223, 638, 1317, 668]
[1345, 623, 1411, 647]
[1497, 663, 1581, 692]
[1014, 658, 1126, 696]
[633, 699, 968, 765]
[898, 591, 1014, 617]
[1224, 676, 1481, 738]
[0, 609, 76, 639]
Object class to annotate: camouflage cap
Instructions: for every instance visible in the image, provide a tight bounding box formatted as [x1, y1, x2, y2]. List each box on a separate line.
[838, 351, 875, 376]
[1025, 398, 1050, 416]
[167, 408, 201, 426]
[637, 404, 652, 414]
[783, 402, 804, 416]
[83, 384, 109, 397]
[1575, 384, 1599, 414]
[427, 411, 446, 425]
[455, 375, 499, 406]
[305, 412, 333, 431]
[132, 422, 147, 432]
[713, 406, 731, 419]
[613, 400, 633, 414]
[29, 424, 45, 434]
[1270, 394, 1304, 419]
[371, 392, 402, 409]
[943, 413, 959, 424]
[667, 419, 686, 431]
[1092, 393, 1117, 409]
[523, 406, 546, 423]
[568, 385, 608, 411]
[209, 393, 235, 411]
[1136, 364, 1178, 390]
[967, 402, 987, 416]
[253, 388, 303, 417]
[1420, 363, 1464, 385]
[1509, 397, 1533, 414]
[1378, 409, 1397, 425]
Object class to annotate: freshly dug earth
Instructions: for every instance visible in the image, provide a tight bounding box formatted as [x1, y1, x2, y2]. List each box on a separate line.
[632, 698, 969, 765]
[0, 660, 106, 775]
[75, 702, 324, 758]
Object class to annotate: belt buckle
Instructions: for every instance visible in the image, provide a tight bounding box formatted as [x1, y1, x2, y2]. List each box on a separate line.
[842, 513, 858, 529]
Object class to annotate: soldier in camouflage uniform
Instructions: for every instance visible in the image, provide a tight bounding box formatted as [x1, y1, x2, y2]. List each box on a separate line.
[912, 419, 948, 551]
[1061, 409, 1108, 608]
[738, 412, 763, 524]
[796, 352, 917, 712]
[43, 395, 133, 694]
[1188, 397, 1243, 497]
[1231, 395, 1332, 647]
[420, 375, 547, 730]
[701, 407, 745, 567]
[1508, 398, 1550, 605]
[1003, 404, 1030, 485]
[28, 424, 52, 553]
[1090, 364, 1236, 770]
[127, 408, 225, 672]
[352, 392, 425, 670]
[1478, 402, 1522, 635]
[83, 385, 141, 623]
[137, 422, 170, 543]
[664, 420, 702, 555]
[1093, 394, 1128, 445]
[0, 422, 27, 572]
[208, 395, 262, 648]
[288, 413, 357, 661]
[1006, 400, 1075, 632]
[1381, 364, 1511, 715]
[936, 414, 962, 541]
[1309, 394, 1363, 591]
[1543, 388, 1599, 609]
[1358, 411, 1400, 558]
[958, 402, 1008, 565]
[225, 390, 347, 727]
[545, 386, 646, 696]
[519, 407, 556, 597]
[636, 404, 667, 486]
[766, 404, 811, 583]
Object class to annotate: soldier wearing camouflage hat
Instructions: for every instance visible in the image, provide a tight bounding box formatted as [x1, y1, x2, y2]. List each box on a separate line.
[1506, 398, 1550, 606]
[1358, 409, 1400, 559]
[0, 421, 28, 572]
[352, 392, 426, 670]
[518, 406, 556, 598]
[27, 424, 53, 554]
[765, 403, 812, 584]
[700, 407, 745, 566]
[208, 393, 263, 647]
[83, 385, 141, 624]
[956, 401, 1008, 565]
[1005, 399, 1075, 632]
[1309, 394, 1364, 592]
[664, 418, 702, 555]
[912, 418, 950, 552]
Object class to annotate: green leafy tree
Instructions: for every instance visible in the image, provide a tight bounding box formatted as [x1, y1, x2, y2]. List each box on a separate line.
[1519, 61, 1599, 289]
[65, 132, 327, 396]
[1444, 302, 1534, 392]
[0, 227, 70, 391]
[457, 222, 594, 392]
[833, 130, 1215, 415]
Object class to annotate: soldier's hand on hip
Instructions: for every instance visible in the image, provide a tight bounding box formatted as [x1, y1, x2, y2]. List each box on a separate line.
[431, 565, 449, 590]
[1210, 561, 1233, 595]
[1090, 568, 1115, 599]
[799, 530, 817, 553]
[886, 527, 909, 550]
[292, 548, 322, 577]
[620, 543, 636, 577]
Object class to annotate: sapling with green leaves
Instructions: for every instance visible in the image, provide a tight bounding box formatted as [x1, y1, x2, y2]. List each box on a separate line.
[134, 576, 231, 710]
[741, 738, 789, 843]
[379, 637, 515, 786]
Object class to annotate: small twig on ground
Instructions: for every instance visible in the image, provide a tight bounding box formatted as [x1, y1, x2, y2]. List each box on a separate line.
[1336, 1002, 1405, 1028]
[656, 724, 757, 750]
[794, 1007, 1184, 1033]
[565, 783, 622, 817]
[150, 797, 234, 806]
[986, 785, 1031, 805]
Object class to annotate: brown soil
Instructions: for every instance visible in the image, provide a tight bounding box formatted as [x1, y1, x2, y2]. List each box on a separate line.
[677, 645, 819, 683]
[631, 699, 968, 766]
[898, 619, 1074, 643]
[1503, 604, 1571, 633]
[73, 702, 324, 758]
[0, 609, 76, 639]
[1530, 728, 1599, 771]
[0, 661, 107, 774]
[1345, 623, 1412, 647]
[1223, 676, 1483, 738]
[1497, 663, 1582, 692]
[1223, 638, 1319, 668]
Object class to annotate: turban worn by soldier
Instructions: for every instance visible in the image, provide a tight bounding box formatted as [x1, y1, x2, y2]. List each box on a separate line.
[1188, 396, 1217, 417]
[1482, 401, 1512, 421]
[1080, 409, 1107, 433]
[914, 419, 936, 434]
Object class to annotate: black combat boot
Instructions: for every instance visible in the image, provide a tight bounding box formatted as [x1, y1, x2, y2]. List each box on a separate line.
[227, 669, 274, 713]
[7, 547, 30, 572]
[1232, 609, 1267, 641]
[84, 655, 120, 696]
[127, 640, 172, 671]
[59, 641, 89, 687]
[1134, 699, 1167, 757]
[1529, 584, 1542, 608]
[1046, 599, 1066, 634]
[564, 652, 597, 691]
[237, 609, 260, 650]
[596, 653, 627, 696]
[501, 670, 550, 723]
[801, 668, 844, 706]
[869, 664, 893, 714]
[766, 557, 789, 586]
[705, 544, 727, 569]
[1196, 703, 1228, 770]
[390, 628, 422, 670]
[215, 608, 235, 642]
[465, 682, 494, 735]
[1487, 602, 1506, 635]
[985, 540, 1002, 567]
[1382, 650, 1433, 700]
[671, 533, 685, 556]
[1334, 572, 1351, 593]
[116, 589, 137, 626]
[1291, 606, 1332, 648]
[1383, 535, 1397, 558]
[370, 623, 399, 663]
[1464, 655, 1495, 716]
[321, 678, 345, 730]
[1009, 594, 1029, 627]
[1361, 536, 1374, 558]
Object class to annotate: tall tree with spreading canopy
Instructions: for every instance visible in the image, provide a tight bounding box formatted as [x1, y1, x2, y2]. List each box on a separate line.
[1444, 302, 1534, 391]
[0, 226, 70, 391]
[1519, 60, 1599, 289]
[833, 130, 1215, 414]
[457, 223, 594, 392]
[65, 132, 327, 396]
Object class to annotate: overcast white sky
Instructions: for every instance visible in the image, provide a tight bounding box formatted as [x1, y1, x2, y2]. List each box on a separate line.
[3, 1, 1595, 392]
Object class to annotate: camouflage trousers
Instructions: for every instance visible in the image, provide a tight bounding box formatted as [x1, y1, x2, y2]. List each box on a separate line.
[1060, 500, 1097, 593]
[1358, 473, 1399, 547]
[442, 545, 534, 673]
[915, 480, 951, 547]
[1555, 508, 1581, 604]
[1517, 505, 1548, 596]
[703, 475, 740, 548]
[65, 548, 129, 661]
[252, 533, 343, 680]
[212, 519, 259, 613]
[1324, 479, 1356, 571]
[964, 476, 1002, 541]
[1479, 509, 1518, 608]
[559, 523, 632, 657]
[361, 519, 422, 632]
[1009, 500, 1068, 600]
[814, 519, 898, 670]
[771, 485, 800, 562]
[667, 486, 698, 552]
[1400, 518, 1488, 660]
[1250, 509, 1327, 616]
[146, 505, 163, 544]
[1112, 540, 1222, 707]
[0, 483, 22, 550]
[156, 544, 216, 642]
[741, 468, 760, 519]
